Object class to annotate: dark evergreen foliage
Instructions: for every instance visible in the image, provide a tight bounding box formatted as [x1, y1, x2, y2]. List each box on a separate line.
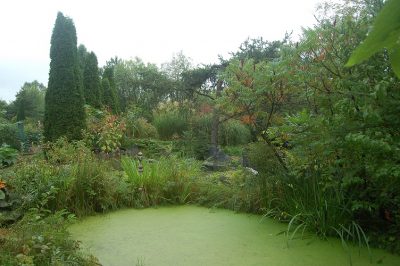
[102, 67, 120, 113]
[101, 78, 118, 113]
[83, 52, 102, 108]
[44, 12, 85, 141]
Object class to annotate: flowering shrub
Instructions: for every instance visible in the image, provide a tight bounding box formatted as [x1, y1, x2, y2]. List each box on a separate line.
[84, 108, 126, 153]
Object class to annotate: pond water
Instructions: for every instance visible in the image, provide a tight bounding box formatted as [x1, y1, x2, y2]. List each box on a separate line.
[69, 206, 400, 266]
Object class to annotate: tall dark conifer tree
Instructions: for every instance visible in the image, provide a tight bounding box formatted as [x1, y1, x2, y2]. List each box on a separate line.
[102, 66, 120, 113]
[44, 12, 85, 141]
[101, 77, 119, 113]
[83, 52, 102, 108]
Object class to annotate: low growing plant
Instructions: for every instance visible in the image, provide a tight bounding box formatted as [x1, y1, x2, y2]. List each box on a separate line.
[0, 144, 18, 168]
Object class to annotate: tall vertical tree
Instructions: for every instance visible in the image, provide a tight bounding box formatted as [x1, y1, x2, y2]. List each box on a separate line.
[83, 52, 102, 108]
[44, 12, 85, 141]
[101, 77, 119, 113]
[102, 65, 120, 113]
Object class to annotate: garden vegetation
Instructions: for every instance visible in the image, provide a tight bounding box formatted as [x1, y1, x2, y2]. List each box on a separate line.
[1, 1, 400, 265]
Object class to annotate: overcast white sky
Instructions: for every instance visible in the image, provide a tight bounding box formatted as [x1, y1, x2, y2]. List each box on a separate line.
[0, 0, 324, 102]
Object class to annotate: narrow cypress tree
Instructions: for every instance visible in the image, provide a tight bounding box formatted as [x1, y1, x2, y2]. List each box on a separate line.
[83, 52, 102, 108]
[44, 12, 85, 141]
[102, 67, 120, 113]
[101, 78, 118, 112]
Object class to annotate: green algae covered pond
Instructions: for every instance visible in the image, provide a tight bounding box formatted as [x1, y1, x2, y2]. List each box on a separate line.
[69, 206, 400, 266]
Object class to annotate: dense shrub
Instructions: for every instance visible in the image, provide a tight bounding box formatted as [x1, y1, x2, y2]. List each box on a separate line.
[121, 156, 201, 207]
[0, 209, 99, 266]
[84, 108, 126, 153]
[0, 144, 18, 168]
[24, 119, 43, 146]
[220, 120, 251, 146]
[180, 114, 212, 160]
[246, 141, 355, 241]
[247, 142, 284, 176]
[154, 111, 189, 140]
[194, 169, 265, 213]
[121, 138, 174, 158]
[130, 117, 158, 139]
[44, 138, 92, 165]
[67, 159, 122, 216]
[0, 123, 19, 149]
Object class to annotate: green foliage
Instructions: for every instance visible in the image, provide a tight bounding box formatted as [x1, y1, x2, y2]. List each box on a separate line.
[84, 108, 126, 153]
[133, 117, 158, 138]
[121, 156, 201, 207]
[0, 122, 19, 149]
[124, 107, 158, 139]
[231, 37, 283, 62]
[178, 114, 212, 160]
[114, 58, 173, 112]
[247, 142, 285, 177]
[67, 159, 121, 216]
[346, 0, 400, 77]
[194, 169, 264, 213]
[45, 137, 91, 165]
[23, 119, 43, 147]
[122, 138, 174, 158]
[154, 108, 189, 140]
[44, 12, 86, 141]
[9, 159, 67, 211]
[83, 52, 102, 108]
[101, 78, 119, 113]
[15, 81, 46, 122]
[0, 209, 99, 266]
[0, 144, 18, 168]
[220, 120, 251, 146]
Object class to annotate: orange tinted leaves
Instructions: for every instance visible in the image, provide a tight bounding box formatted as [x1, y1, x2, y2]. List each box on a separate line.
[241, 115, 256, 125]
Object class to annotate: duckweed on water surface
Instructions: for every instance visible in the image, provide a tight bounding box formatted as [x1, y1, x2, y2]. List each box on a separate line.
[69, 206, 400, 266]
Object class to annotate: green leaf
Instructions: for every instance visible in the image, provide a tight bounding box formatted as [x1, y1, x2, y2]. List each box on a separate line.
[346, 0, 400, 67]
[389, 45, 400, 77]
[0, 190, 5, 200]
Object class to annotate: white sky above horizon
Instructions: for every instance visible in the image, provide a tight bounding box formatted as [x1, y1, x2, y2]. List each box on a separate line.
[0, 0, 324, 102]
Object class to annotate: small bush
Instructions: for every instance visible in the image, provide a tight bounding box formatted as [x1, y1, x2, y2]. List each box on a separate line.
[0, 144, 18, 168]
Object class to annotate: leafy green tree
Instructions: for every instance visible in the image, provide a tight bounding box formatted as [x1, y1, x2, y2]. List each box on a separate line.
[230, 37, 285, 63]
[83, 52, 102, 108]
[114, 58, 173, 114]
[44, 12, 85, 141]
[161, 51, 193, 102]
[15, 81, 46, 121]
[161, 51, 193, 81]
[263, 0, 400, 248]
